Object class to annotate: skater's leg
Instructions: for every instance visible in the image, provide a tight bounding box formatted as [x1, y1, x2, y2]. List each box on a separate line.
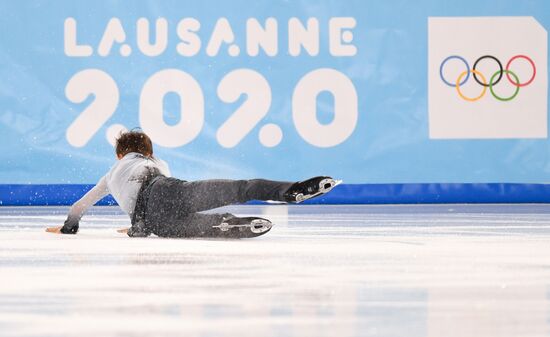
[152, 212, 272, 238]
[177, 179, 293, 213]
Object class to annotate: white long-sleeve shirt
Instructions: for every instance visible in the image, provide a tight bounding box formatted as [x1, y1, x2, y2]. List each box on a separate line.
[66, 153, 171, 223]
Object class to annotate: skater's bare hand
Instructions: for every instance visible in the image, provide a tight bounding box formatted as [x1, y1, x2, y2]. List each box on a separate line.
[45, 226, 62, 234]
[117, 227, 129, 234]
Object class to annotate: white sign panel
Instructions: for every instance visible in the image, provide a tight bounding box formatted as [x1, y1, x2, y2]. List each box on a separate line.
[428, 17, 547, 139]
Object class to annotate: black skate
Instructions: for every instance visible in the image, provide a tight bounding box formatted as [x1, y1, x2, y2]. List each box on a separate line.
[212, 215, 273, 238]
[284, 176, 340, 203]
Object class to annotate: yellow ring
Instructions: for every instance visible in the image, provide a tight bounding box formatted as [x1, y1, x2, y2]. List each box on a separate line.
[456, 69, 487, 102]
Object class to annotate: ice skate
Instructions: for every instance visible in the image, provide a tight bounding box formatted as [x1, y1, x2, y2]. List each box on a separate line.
[284, 176, 340, 203]
[212, 215, 273, 238]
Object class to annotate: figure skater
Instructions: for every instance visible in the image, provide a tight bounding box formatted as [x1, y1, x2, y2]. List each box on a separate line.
[46, 130, 338, 238]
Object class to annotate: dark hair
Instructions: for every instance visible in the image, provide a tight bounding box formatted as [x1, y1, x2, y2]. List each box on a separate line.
[115, 130, 153, 158]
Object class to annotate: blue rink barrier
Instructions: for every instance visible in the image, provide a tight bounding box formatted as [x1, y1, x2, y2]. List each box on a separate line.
[1, 183, 550, 206]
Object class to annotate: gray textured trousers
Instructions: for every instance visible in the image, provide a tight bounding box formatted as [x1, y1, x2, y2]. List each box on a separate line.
[135, 177, 292, 238]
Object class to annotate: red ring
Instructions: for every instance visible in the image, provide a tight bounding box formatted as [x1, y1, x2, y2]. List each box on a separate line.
[505, 55, 536, 87]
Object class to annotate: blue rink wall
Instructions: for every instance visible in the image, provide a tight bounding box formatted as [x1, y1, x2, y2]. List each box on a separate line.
[3, 183, 550, 206]
[1, 1, 550, 205]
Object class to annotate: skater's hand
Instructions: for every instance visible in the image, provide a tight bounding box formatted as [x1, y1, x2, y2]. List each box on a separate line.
[45, 226, 63, 234]
[117, 227, 129, 234]
[46, 220, 79, 235]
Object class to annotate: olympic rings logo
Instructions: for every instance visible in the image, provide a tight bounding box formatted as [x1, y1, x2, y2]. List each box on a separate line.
[439, 55, 536, 101]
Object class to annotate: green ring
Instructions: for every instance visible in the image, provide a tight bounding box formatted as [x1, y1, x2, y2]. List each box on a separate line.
[489, 70, 520, 102]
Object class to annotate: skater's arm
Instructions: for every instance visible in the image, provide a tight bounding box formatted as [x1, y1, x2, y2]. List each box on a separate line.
[47, 177, 109, 234]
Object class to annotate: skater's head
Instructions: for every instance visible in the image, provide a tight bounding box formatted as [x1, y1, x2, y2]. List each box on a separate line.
[115, 130, 153, 159]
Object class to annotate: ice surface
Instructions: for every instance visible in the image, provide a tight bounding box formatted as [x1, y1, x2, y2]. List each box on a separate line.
[1, 204, 550, 337]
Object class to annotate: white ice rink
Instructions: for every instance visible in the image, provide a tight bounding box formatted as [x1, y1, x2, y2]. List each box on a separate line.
[1, 204, 550, 337]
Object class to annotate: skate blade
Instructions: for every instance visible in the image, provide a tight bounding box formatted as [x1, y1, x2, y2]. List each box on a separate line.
[213, 219, 273, 234]
[295, 178, 341, 203]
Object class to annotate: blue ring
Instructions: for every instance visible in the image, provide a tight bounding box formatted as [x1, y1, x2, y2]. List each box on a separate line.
[440, 55, 470, 87]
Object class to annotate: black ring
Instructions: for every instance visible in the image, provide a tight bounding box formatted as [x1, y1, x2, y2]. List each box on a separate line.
[473, 55, 503, 87]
